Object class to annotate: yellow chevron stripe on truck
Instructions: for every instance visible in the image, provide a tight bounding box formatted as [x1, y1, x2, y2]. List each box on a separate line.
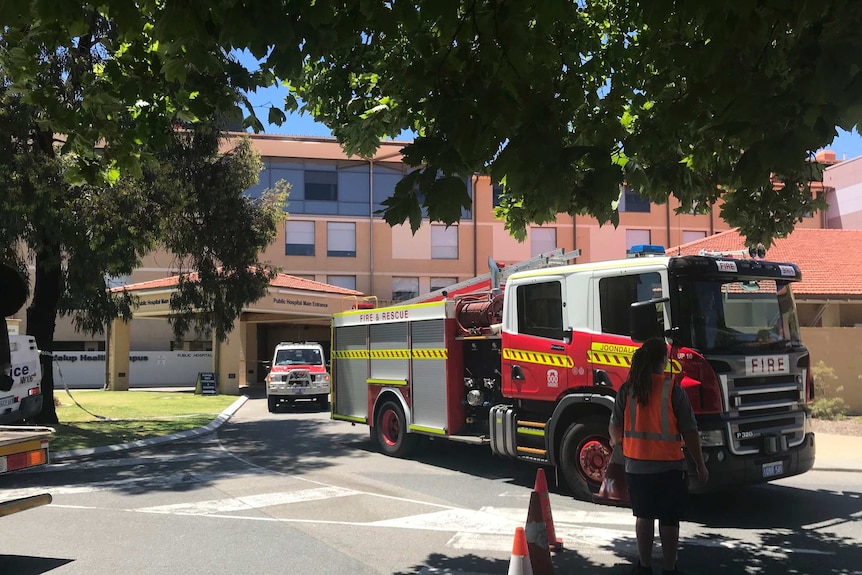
[502, 348, 574, 368]
[588, 342, 681, 373]
[411, 348, 448, 359]
[333, 349, 448, 360]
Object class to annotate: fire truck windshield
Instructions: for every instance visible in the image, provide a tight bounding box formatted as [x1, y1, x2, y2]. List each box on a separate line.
[676, 278, 802, 353]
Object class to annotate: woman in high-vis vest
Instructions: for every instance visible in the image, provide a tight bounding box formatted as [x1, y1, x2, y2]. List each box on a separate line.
[609, 337, 709, 575]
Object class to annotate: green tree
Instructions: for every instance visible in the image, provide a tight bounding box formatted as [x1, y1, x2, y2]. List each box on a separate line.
[0, 6, 288, 423]
[3, 2, 860, 246]
[0, 82, 285, 423]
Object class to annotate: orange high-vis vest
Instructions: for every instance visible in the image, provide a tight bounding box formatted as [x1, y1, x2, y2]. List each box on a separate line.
[622, 373, 684, 462]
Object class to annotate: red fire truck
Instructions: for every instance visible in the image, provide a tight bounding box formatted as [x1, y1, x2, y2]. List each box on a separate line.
[330, 248, 816, 498]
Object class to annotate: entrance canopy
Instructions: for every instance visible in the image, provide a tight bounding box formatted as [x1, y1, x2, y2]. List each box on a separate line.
[106, 272, 366, 394]
[119, 271, 364, 323]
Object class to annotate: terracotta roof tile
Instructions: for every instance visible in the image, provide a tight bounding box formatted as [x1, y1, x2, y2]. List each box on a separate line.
[112, 271, 362, 296]
[668, 229, 862, 297]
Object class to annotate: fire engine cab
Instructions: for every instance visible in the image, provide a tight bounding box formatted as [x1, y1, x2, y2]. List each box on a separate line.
[330, 248, 816, 498]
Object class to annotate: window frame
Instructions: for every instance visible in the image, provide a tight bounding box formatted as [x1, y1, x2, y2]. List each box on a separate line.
[305, 170, 339, 202]
[285, 220, 316, 256]
[515, 280, 564, 340]
[530, 227, 557, 258]
[431, 224, 459, 259]
[392, 277, 420, 302]
[598, 272, 664, 337]
[620, 185, 652, 213]
[326, 221, 357, 257]
[326, 275, 357, 291]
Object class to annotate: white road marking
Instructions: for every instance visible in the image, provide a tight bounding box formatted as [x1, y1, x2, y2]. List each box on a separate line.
[137, 487, 359, 515]
[481, 505, 634, 527]
[369, 508, 521, 534]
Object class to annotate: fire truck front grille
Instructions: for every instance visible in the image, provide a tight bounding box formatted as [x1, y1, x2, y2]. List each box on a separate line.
[726, 373, 804, 415]
[727, 411, 807, 455]
[733, 374, 796, 388]
[716, 352, 809, 456]
[282, 370, 312, 386]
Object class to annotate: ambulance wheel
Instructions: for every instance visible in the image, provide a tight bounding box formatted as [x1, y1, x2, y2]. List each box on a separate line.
[267, 396, 279, 413]
[559, 416, 612, 501]
[317, 395, 330, 411]
[376, 400, 418, 458]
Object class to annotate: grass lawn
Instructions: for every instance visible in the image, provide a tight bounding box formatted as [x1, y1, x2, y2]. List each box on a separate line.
[50, 390, 239, 453]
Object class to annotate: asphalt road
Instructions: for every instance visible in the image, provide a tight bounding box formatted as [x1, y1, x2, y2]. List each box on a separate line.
[2, 394, 861, 575]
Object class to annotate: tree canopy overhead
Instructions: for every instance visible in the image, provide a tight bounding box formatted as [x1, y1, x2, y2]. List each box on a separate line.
[2, 1, 861, 247]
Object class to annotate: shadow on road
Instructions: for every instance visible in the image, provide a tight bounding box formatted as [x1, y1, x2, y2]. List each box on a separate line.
[0, 555, 72, 575]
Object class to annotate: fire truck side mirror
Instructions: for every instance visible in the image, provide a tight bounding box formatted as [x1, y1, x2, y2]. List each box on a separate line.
[630, 298, 667, 343]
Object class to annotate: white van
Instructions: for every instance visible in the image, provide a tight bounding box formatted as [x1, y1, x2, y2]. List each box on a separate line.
[264, 342, 330, 413]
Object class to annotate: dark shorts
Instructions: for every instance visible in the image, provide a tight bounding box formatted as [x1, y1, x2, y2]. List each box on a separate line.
[626, 470, 688, 522]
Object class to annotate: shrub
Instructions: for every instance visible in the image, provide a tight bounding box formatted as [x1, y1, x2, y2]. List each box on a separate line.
[810, 360, 849, 420]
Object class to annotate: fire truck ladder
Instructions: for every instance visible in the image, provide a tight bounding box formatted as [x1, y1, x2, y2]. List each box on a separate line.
[395, 248, 581, 306]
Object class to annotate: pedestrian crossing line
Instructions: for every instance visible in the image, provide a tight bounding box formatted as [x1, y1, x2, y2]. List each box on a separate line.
[0, 468, 271, 500]
[480, 505, 634, 527]
[135, 486, 360, 515]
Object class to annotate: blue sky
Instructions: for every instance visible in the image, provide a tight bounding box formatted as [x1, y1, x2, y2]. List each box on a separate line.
[244, 83, 862, 161]
[237, 47, 862, 160]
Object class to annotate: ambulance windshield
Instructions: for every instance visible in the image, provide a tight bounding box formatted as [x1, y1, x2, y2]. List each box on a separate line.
[677, 278, 802, 353]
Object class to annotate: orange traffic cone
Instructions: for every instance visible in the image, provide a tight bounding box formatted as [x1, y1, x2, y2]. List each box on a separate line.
[593, 444, 630, 506]
[524, 491, 555, 575]
[507, 527, 534, 575]
[533, 468, 563, 550]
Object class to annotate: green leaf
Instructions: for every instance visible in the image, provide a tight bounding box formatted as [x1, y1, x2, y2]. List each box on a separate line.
[268, 106, 286, 125]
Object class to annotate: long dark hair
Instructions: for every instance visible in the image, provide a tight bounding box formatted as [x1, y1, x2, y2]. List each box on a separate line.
[628, 337, 668, 406]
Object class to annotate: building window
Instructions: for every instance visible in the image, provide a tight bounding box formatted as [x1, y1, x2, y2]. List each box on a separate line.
[305, 170, 338, 202]
[431, 225, 458, 259]
[626, 229, 651, 251]
[327, 222, 356, 257]
[682, 230, 707, 244]
[392, 277, 419, 302]
[493, 183, 504, 208]
[430, 277, 457, 292]
[285, 221, 315, 256]
[327, 275, 356, 291]
[531, 227, 557, 257]
[620, 185, 651, 213]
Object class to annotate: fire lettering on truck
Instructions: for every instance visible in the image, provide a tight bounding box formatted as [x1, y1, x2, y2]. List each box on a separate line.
[359, 309, 410, 323]
[746, 355, 790, 376]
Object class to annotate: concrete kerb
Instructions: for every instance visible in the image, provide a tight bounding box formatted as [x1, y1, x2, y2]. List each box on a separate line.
[51, 395, 248, 462]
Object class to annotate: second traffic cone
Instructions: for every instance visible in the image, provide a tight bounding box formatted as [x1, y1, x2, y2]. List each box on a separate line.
[507, 527, 534, 575]
[533, 468, 563, 551]
[524, 491, 555, 575]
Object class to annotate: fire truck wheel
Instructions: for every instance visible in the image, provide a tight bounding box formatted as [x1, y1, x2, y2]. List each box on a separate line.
[267, 396, 279, 413]
[375, 400, 418, 457]
[559, 416, 612, 500]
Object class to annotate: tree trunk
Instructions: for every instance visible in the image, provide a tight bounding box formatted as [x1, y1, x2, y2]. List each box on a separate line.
[27, 244, 63, 424]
